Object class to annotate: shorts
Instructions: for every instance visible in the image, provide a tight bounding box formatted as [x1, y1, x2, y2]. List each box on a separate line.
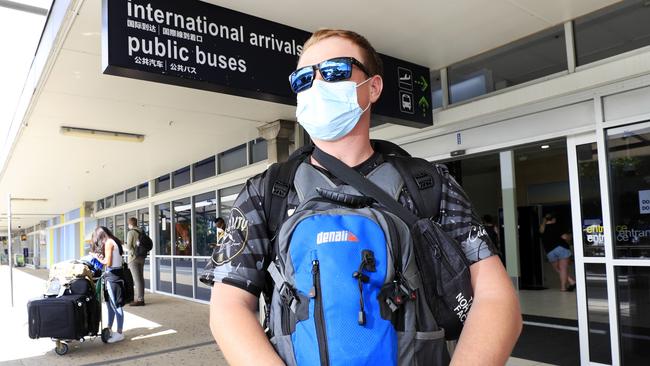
[547, 245, 572, 262]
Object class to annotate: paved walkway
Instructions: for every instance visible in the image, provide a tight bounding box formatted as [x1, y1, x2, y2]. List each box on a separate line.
[0, 265, 227, 366]
[0, 265, 553, 365]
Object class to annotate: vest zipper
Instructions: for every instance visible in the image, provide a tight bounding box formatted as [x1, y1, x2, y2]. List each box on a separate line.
[312, 259, 329, 366]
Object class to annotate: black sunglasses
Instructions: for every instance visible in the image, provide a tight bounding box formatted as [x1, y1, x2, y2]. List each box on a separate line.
[289, 57, 371, 93]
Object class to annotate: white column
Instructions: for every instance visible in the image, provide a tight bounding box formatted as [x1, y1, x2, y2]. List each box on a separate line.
[499, 151, 520, 288]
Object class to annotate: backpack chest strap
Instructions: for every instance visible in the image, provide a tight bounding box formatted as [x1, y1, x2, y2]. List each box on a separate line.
[293, 162, 405, 203]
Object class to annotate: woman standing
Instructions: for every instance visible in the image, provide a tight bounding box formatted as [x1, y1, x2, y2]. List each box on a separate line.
[91, 226, 126, 343]
[540, 213, 576, 292]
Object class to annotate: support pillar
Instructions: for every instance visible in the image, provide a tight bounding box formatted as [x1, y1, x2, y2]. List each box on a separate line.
[257, 120, 296, 164]
[500, 150, 520, 289]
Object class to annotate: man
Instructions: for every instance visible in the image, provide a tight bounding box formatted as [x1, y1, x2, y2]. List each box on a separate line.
[201, 29, 521, 365]
[125, 217, 145, 306]
[215, 217, 225, 242]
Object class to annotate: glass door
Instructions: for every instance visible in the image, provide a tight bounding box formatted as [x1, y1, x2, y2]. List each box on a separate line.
[604, 121, 650, 366]
[567, 133, 613, 365]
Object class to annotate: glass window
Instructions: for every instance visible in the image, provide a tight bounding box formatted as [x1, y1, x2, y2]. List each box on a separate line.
[96, 199, 104, 212]
[115, 191, 125, 206]
[431, 70, 443, 109]
[172, 166, 191, 188]
[219, 184, 245, 219]
[607, 122, 650, 258]
[195, 258, 211, 301]
[105, 217, 114, 234]
[155, 174, 171, 194]
[193, 156, 216, 182]
[97, 217, 106, 228]
[65, 208, 80, 221]
[138, 208, 149, 235]
[616, 266, 650, 365]
[249, 139, 268, 164]
[105, 195, 114, 209]
[156, 203, 171, 256]
[577, 143, 605, 257]
[114, 214, 125, 243]
[125, 187, 137, 202]
[173, 258, 193, 298]
[194, 192, 217, 257]
[144, 257, 150, 290]
[156, 258, 172, 293]
[173, 198, 192, 256]
[585, 264, 612, 364]
[218, 144, 247, 173]
[137, 182, 149, 199]
[448, 25, 566, 104]
[575, 0, 650, 67]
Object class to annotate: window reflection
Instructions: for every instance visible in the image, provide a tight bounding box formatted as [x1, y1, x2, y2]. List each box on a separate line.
[616, 266, 650, 365]
[585, 264, 612, 364]
[194, 192, 216, 257]
[173, 198, 192, 256]
[219, 184, 245, 219]
[577, 143, 605, 257]
[156, 203, 171, 255]
[607, 122, 650, 258]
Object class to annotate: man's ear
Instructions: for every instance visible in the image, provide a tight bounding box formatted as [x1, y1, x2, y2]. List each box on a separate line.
[369, 75, 383, 103]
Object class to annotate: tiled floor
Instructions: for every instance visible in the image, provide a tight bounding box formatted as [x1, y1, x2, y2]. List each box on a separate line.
[519, 288, 577, 320]
[507, 357, 558, 365]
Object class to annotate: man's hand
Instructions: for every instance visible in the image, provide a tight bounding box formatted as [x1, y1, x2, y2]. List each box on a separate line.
[210, 283, 285, 366]
[450, 256, 522, 365]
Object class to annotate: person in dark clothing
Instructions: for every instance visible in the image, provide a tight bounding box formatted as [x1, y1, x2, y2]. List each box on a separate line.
[540, 213, 576, 291]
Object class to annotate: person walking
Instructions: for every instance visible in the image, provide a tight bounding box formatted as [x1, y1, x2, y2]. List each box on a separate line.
[125, 217, 146, 306]
[91, 226, 126, 343]
[201, 29, 522, 365]
[540, 213, 576, 292]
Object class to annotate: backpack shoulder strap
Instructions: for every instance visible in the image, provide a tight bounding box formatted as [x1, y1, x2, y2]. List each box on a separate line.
[386, 155, 443, 220]
[371, 139, 443, 220]
[263, 145, 314, 238]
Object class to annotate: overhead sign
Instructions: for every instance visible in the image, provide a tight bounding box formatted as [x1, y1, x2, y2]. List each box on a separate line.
[102, 0, 432, 128]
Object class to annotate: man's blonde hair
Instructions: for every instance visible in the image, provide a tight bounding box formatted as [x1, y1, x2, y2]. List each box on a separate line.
[302, 29, 383, 77]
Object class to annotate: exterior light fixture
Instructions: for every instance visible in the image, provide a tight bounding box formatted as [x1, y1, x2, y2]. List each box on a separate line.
[60, 126, 145, 142]
[541, 145, 550, 149]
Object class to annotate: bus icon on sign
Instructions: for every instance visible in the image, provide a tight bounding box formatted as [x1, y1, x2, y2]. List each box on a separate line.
[399, 91, 414, 114]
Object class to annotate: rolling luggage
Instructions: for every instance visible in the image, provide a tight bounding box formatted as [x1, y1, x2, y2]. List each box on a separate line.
[28, 294, 90, 340]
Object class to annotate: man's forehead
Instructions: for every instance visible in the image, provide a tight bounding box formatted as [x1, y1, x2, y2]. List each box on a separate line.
[297, 36, 364, 67]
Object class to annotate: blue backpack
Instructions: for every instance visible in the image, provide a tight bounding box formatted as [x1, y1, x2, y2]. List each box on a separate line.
[265, 160, 450, 365]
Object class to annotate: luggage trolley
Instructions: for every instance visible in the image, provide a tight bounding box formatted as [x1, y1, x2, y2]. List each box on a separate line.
[52, 271, 112, 355]
[28, 260, 111, 356]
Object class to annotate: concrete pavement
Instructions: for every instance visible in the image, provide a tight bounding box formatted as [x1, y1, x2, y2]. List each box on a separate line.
[0, 265, 227, 366]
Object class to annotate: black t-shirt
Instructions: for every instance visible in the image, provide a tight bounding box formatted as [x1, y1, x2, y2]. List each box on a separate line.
[541, 223, 570, 253]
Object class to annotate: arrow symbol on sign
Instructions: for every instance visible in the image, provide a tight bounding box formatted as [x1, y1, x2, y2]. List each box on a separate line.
[418, 96, 430, 110]
[419, 76, 428, 91]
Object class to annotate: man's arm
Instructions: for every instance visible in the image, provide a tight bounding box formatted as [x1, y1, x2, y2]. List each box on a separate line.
[450, 256, 522, 365]
[210, 283, 284, 366]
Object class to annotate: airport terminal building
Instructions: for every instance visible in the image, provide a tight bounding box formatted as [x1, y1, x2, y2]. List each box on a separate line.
[2, 0, 650, 364]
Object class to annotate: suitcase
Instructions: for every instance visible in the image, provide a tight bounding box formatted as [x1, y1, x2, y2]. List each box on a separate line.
[64, 279, 100, 335]
[28, 294, 90, 340]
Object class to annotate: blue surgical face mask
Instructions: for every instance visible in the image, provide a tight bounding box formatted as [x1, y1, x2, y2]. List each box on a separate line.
[296, 78, 371, 141]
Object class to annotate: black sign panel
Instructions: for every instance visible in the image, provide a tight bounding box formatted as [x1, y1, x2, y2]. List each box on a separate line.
[102, 0, 432, 127]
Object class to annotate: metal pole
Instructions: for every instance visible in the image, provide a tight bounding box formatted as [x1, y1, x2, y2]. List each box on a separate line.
[7, 193, 14, 307]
